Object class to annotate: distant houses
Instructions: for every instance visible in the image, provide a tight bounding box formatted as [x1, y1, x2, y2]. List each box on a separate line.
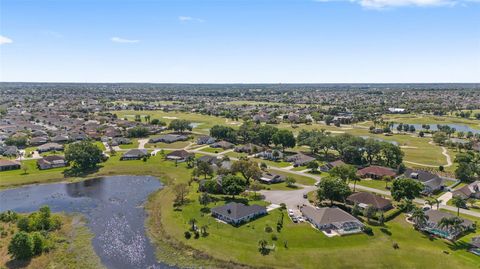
[196, 135, 216, 145]
[300, 206, 363, 236]
[210, 140, 235, 150]
[211, 202, 267, 225]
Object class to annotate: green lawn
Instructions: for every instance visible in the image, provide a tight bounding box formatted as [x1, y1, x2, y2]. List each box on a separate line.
[356, 179, 389, 191]
[113, 110, 242, 134]
[224, 151, 248, 159]
[147, 180, 480, 269]
[252, 158, 292, 168]
[198, 146, 226, 154]
[118, 138, 139, 149]
[145, 141, 191, 149]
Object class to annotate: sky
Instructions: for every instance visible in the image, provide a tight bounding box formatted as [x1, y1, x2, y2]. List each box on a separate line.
[0, 0, 479, 83]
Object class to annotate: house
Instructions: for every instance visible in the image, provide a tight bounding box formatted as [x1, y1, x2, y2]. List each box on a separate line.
[346, 192, 393, 211]
[388, 108, 406, 114]
[320, 160, 346, 172]
[404, 168, 445, 194]
[196, 135, 216, 145]
[197, 155, 218, 164]
[300, 206, 363, 235]
[166, 150, 194, 162]
[470, 237, 480, 256]
[259, 172, 286, 184]
[357, 166, 396, 179]
[37, 142, 64, 153]
[51, 135, 69, 143]
[255, 150, 283, 161]
[37, 155, 67, 170]
[210, 140, 235, 150]
[452, 181, 480, 199]
[30, 136, 48, 146]
[211, 202, 267, 225]
[120, 149, 149, 160]
[149, 134, 188, 144]
[416, 210, 474, 240]
[285, 153, 316, 167]
[111, 137, 131, 146]
[0, 159, 21, 171]
[234, 143, 264, 154]
[1, 146, 19, 157]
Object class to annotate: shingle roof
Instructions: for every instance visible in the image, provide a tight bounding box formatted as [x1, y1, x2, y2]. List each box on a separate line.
[347, 192, 392, 210]
[211, 202, 266, 221]
[301, 206, 362, 226]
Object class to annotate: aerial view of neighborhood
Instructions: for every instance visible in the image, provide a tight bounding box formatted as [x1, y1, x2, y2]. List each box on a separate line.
[1, 0, 479, 269]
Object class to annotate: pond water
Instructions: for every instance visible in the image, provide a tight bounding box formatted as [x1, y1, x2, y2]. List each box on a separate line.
[392, 123, 480, 134]
[0, 176, 175, 269]
[360, 136, 399, 146]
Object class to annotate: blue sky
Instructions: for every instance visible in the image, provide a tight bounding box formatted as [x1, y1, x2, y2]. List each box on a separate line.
[0, 0, 479, 83]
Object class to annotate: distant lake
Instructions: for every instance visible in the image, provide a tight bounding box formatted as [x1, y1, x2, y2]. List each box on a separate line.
[360, 136, 399, 146]
[392, 123, 480, 134]
[0, 176, 175, 269]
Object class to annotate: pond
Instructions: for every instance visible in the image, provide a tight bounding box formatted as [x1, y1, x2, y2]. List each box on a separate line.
[392, 123, 480, 134]
[0, 176, 175, 269]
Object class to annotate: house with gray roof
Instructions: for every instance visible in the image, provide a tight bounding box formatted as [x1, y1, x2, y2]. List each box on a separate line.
[121, 149, 149, 160]
[347, 192, 393, 211]
[149, 134, 188, 144]
[416, 210, 474, 240]
[452, 181, 480, 200]
[37, 155, 68, 170]
[300, 206, 363, 235]
[37, 142, 64, 153]
[211, 202, 267, 225]
[0, 159, 20, 171]
[260, 172, 286, 184]
[404, 168, 445, 194]
[286, 153, 316, 167]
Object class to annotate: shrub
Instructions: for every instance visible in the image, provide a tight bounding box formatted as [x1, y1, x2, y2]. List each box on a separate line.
[184, 231, 191, 239]
[264, 225, 273, 233]
[362, 226, 374, 236]
[271, 234, 278, 241]
[8, 231, 34, 260]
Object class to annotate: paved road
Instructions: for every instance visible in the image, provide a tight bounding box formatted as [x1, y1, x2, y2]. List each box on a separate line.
[150, 143, 480, 219]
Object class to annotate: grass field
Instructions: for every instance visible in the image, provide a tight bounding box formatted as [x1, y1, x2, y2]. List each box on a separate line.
[382, 113, 480, 130]
[197, 146, 226, 154]
[113, 110, 242, 134]
[0, 214, 102, 269]
[145, 141, 191, 149]
[118, 139, 139, 149]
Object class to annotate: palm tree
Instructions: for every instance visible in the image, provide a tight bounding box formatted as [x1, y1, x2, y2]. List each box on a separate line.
[411, 207, 428, 229]
[200, 225, 208, 236]
[188, 218, 197, 231]
[451, 196, 467, 216]
[450, 217, 465, 237]
[426, 197, 440, 210]
[438, 217, 453, 232]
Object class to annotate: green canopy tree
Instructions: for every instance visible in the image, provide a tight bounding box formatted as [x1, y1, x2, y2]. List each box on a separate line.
[65, 141, 103, 171]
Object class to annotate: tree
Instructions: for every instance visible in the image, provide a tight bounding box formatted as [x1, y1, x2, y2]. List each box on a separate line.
[454, 151, 480, 183]
[185, 155, 195, 168]
[198, 192, 211, 208]
[451, 196, 467, 216]
[5, 136, 28, 147]
[65, 141, 103, 171]
[364, 138, 381, 165]
[411, 207, 428, 229]
[285, 176, 296, 188]
[426, 197, 440, 210]
[221, 175, 246, 199]
[390, 178, 423, 202]
[231, 159, 261, 185]
[433, 132, 448, 145]
[307, 161, 319, 173]
[364, 206, 376, 223]
[330, 164, 359, 191]
[272, 129, 296, 152]
[188, 218, 197, 231]
[8, 232, 34, 260]
[174, 183, 189, 205]
[127, 126, 149, 138]
[196, 161, 214, 179]
[168, 119, 192, 133]
[258, 239, 268, 254]
[31, 232, 45, 255]
[351, 202, 361, 217]
[250, 181, 263, 198]
[210, 125, 237, 143]
[316, 177, 351, 206]
[150, 119, 166, 126]
[21, 161, 28, 175]
[257, 125, 279, 146]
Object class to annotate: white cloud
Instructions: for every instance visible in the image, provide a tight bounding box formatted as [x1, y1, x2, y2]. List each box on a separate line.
[0, 35, 13, 45]
[111, 37, 140, 43]
[178, 16, 204, 23]
[314, 0, 476, 8]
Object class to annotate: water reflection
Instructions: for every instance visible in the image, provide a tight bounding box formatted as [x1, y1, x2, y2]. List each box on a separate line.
[0, 176, 175, 269]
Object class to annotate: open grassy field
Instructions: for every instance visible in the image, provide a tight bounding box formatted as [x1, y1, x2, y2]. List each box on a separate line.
[146, 180, 480, 269]
[382, 113, 480, 130]
[113, 110, 242, 134]
[145, 141, 191, 149]
[0, 214, 102, 269]
[118, 138, 139, 149]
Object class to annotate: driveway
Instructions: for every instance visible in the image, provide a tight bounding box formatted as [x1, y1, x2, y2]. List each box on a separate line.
[260, 185, 317, 210]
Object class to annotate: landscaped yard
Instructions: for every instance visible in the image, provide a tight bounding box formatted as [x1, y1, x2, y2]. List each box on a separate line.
[198, 146, 226, 154]
[252, 158, 292, 168]
[147, 179, 480, 269]
[118, 138, 139, 149]
[145, 141, 191, 149]
[356, 178, 389, 191]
